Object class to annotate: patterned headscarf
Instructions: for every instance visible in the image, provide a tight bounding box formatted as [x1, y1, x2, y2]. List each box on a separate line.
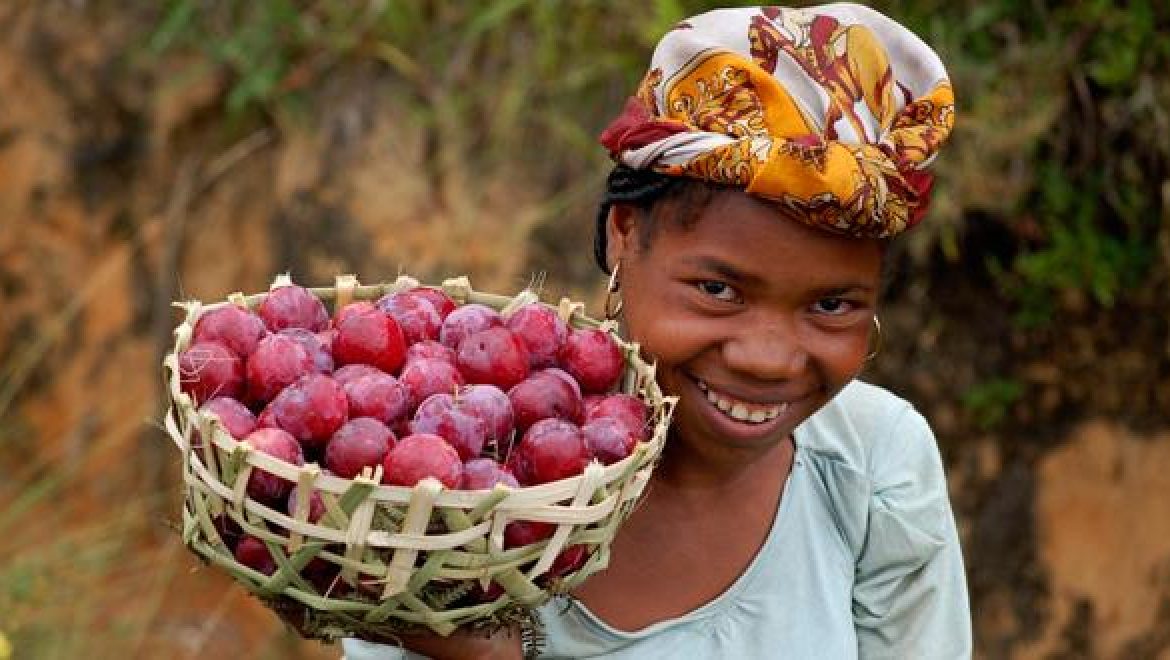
[600, 4, 955, 237]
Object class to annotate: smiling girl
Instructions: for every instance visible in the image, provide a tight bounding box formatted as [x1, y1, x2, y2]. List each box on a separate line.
[343, 4, 971, 658]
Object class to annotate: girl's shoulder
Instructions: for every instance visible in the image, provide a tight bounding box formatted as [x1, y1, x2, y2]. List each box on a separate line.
[794, 380, 954, 565]
[796, 379, 935, 477]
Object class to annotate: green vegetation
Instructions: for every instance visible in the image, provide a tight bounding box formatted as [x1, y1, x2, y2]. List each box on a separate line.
[884, 0, 1167, 325]
[145, 0, 673, 184]
[962, 377, 1025, 431]
[145, 0, 1167, 326]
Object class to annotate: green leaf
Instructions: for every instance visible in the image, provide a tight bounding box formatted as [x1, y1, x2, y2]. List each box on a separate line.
[149, 0, 198, 53]
[962, 378, 1025, 430]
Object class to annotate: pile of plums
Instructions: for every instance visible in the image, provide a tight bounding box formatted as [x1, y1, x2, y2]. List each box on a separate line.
[177, 280, 650, 592]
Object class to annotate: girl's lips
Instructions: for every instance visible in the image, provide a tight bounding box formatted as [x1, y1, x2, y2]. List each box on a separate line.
[695, 379, 788, 422]
[682, 375, 796, 441]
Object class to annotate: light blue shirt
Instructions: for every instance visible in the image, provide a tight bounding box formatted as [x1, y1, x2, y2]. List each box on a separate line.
[343, 381, 973, 659]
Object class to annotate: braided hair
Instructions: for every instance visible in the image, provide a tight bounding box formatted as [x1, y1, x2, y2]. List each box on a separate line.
[593, 165, 726, 274]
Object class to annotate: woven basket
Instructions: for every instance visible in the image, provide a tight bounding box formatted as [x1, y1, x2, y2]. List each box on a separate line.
[162, 274, 676, 642]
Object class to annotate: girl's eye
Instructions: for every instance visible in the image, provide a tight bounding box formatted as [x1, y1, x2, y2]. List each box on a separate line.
[812, 297, 851, 315]
[697, 280, 740, 303]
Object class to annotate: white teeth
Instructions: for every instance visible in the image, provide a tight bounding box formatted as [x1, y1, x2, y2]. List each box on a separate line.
[703, 384, 724, 408]
[695, 379, 787, 425]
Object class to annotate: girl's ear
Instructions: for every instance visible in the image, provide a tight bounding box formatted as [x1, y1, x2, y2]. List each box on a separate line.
[605, 203, 639, 272]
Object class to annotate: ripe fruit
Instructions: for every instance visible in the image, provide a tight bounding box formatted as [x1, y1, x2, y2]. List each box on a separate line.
[458, 385, 514, 450]
[549, 544, 589, 578]
[582, 417, 639, 465]
[193, 305, 267, 357]
[376, 292, 441, 345]
[505, 304, 568, 369]
[325, 417, 395, 479]
[405, 340, 456, 365]
[195, 397, 257, 449]
[502, 521, 588, 577]
[582, 394, 605, 419]
[287, 485, 327, 523]
[399, 358, 465, 407]
[303, 556, 341, 594]
[265, 374, 348, 450]
[242, 428, 304, 502]
[332, 304, 407, 374]
[212, 513, 243, 551]
[246, 334, 315, 404]
[259, 283, 330, 333]
[585, 393, 648, 435]
[335, 300, 377, 326]
[200, 397, 257, 437]
[234, 535, 278, 575]
[178, 340, 245, 404]
[382, 434, 462, 488]
[560, 328, 623, 394]
[342, 372, 411, 427]
[410, 393, 487, 461]
[409, 286, 457, 320]
[504, 520, 554, 549]
[185, 284, 649, 515]
[460, 458, 519, 490]
[256, 406, 276, 429]
[508, 371, 583, 432]
[278, 328, 334, 374]
[508, 419, 591, 485]
[316, 327, 337, 354]
[333, 364, 385, 387]
[439, 304, 502, 350]
[541, 367, 582, 399]
[456, 327, 530, 390]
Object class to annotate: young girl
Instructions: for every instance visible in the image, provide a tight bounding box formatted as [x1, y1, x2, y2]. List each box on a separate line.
[344, 4, 971, 658]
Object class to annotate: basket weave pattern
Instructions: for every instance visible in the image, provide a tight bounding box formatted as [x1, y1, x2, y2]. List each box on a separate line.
[162, 275, 675, 640]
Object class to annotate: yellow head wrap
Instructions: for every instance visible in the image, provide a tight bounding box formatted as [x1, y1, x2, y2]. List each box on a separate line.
[600, 4, 955, 236]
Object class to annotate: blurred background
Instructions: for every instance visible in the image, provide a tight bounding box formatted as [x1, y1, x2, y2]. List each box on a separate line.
[0, 1, 1167, 658]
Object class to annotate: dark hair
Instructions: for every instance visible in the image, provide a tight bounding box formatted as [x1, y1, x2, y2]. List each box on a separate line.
[593, 165, 730, 274]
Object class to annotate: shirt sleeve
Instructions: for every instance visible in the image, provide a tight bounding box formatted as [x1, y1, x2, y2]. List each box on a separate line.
[852, 406, 973, 659]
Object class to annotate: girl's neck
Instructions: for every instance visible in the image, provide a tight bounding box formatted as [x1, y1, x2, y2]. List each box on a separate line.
[652, 432, 795, 493]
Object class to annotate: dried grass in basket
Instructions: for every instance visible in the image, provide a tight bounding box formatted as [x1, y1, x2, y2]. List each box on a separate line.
[161, 274, 676, 642]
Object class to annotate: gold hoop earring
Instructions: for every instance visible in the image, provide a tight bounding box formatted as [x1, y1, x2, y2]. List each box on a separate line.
[604, 262, 623, 320]
[865, 316, 882, 361]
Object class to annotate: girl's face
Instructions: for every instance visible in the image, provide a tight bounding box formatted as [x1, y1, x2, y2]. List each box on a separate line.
[608, 191, 882, 456]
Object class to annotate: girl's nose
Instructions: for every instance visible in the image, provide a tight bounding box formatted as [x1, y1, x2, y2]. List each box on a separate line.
[722, 316, 807, 381]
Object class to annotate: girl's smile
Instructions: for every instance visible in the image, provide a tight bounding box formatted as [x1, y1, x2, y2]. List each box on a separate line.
[685, 372, 798, 443]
